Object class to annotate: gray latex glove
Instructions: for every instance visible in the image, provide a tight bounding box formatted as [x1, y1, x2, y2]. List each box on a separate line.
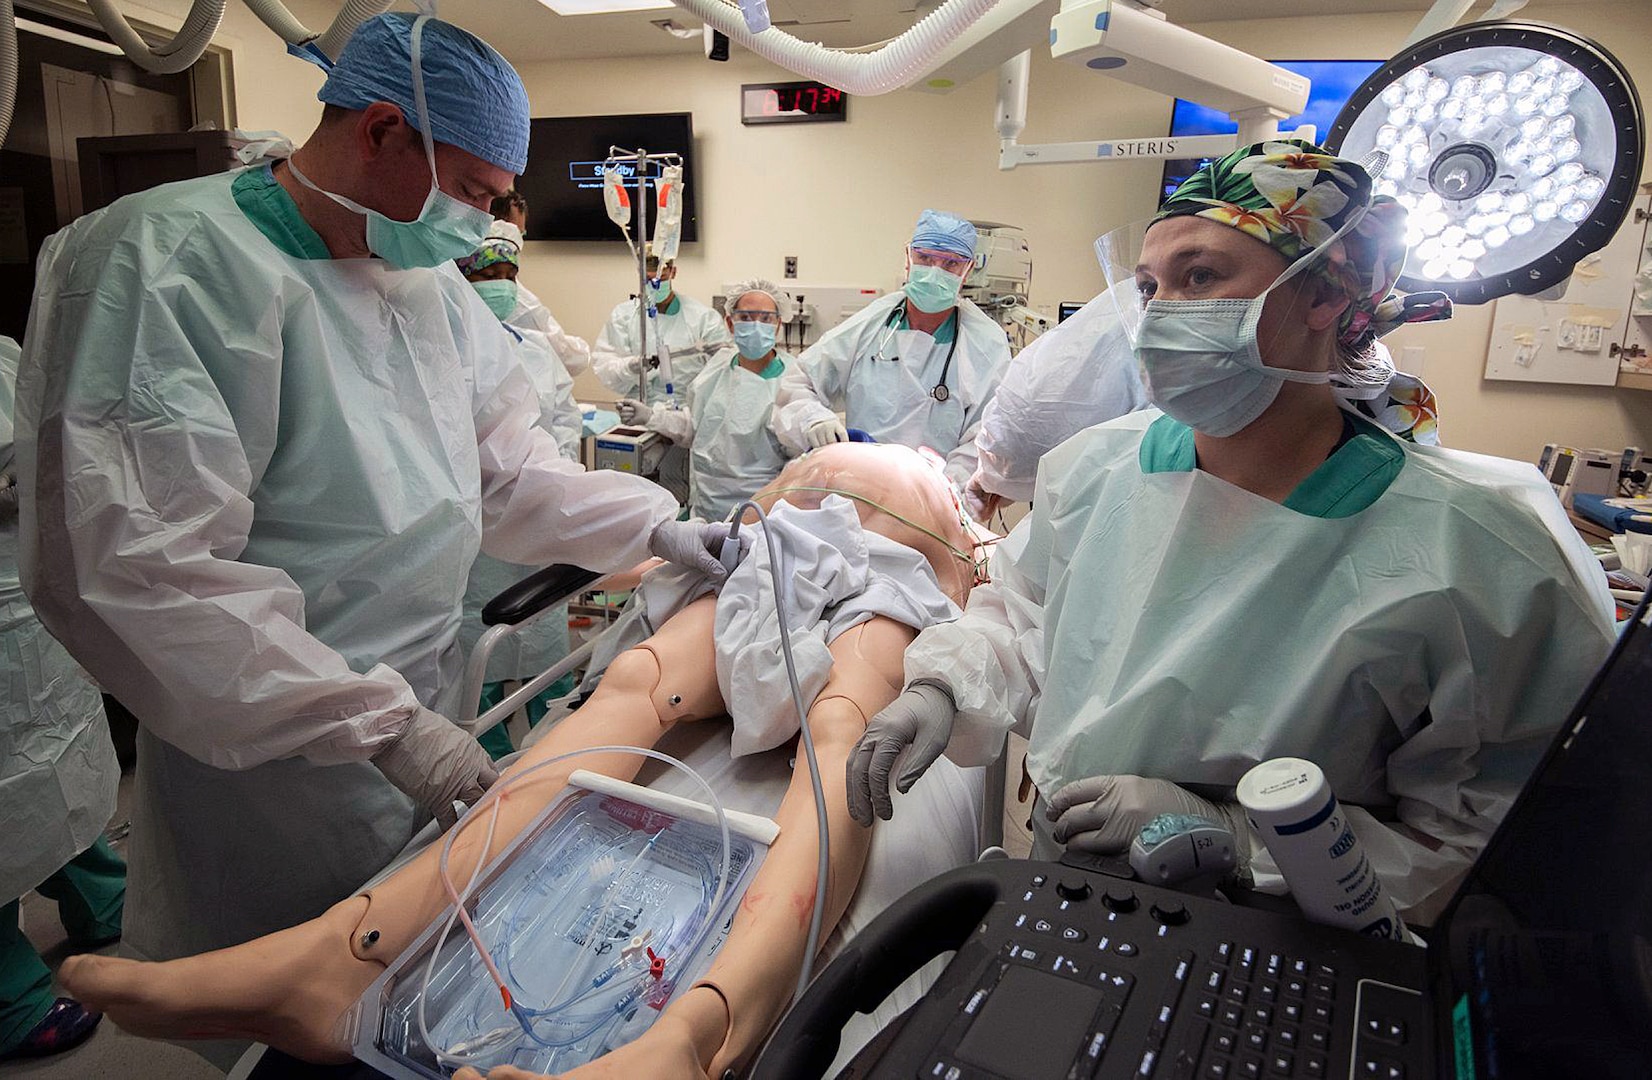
[648, 518, 732, 581]
[1047, 774, 1248, 858]
[616, 398, 653, 425]
[847, 680, 957, 825]
[806, 417, 848, 448]
[372, 708, 500, 830]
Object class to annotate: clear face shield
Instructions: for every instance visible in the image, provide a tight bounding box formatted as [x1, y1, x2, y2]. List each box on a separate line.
[1092, 205, 1373, 355]
[1093, 219, 1157, 349]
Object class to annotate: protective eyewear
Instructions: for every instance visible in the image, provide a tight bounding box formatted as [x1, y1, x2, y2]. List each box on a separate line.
[907, 247, 973, 276]
[729, 308, 782, 325]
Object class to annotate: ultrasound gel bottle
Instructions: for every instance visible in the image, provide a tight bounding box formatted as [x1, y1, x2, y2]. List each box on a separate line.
[1237, 758, 1407, 941]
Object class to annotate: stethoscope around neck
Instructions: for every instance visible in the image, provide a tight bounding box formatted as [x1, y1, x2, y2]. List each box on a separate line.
[872, 299, 960, 403]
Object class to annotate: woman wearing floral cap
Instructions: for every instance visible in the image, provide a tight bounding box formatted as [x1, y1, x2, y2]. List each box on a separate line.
[849, 141, 1616, 926]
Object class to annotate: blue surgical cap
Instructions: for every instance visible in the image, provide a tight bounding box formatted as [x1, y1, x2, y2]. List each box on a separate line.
[910, 209, 977, 260]
[318, 13, 531, 175]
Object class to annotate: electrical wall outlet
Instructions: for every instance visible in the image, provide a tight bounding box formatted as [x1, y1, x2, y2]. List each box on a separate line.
[784, 256, 798, 279]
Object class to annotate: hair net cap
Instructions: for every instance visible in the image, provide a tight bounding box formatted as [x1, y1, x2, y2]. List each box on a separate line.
[727, 277, 796, 323]
[318, 13, 531, 174]
[911, 209, 977, 260]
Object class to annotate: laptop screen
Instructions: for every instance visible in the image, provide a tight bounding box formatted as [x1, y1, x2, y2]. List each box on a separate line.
[1434, 600, 1652, 1079]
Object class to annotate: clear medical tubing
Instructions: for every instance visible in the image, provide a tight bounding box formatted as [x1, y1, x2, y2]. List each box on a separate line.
[668, 0, 999, 96]
[418, 745, 734, 1068]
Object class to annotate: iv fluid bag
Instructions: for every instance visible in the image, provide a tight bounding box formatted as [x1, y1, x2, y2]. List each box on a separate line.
[652, 164, 684, 263]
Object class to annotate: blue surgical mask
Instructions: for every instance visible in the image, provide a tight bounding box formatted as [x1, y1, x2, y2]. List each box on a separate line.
[472, 279, 518, 321]
[648, 279, 673, 305]
[732, 321, 777, 360]
[285, 16, 493, 270]
[904, 264, 963, 314]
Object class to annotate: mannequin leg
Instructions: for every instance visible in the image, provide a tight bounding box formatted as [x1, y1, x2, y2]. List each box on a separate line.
[60, 597, 724, 1062]
[477, 616, 916, 1080]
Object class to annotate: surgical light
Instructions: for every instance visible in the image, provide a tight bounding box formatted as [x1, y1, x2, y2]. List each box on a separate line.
[1328, 22, 1643, 304]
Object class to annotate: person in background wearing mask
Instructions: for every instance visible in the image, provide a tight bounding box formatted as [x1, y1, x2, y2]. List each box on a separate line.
[845, 142, 1615, 928]
[592, 251, 731, 404]
[0, 337, 124, 1061]
[12, 12, 732, 971]
[772, 209, 1010, 491]
[616, 279, 802, 522]
[594, 252, 731, 504]
[485, 192, 592, 378]
[456, 236, 584, 759]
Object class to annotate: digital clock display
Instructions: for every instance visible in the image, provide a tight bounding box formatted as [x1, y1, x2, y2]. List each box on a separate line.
[741, 81, 848, 125]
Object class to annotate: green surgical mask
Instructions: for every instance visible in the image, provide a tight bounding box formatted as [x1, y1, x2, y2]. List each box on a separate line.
[648, 279, 673, 305]
[472, 279, 518, 321]
[904, 264, 963, 314]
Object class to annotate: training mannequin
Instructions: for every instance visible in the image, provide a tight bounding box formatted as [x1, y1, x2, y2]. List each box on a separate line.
[60, 444, 980, 1080]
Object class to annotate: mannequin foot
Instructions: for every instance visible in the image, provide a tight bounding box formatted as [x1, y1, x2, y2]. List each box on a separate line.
[58, 898, 374, 1063]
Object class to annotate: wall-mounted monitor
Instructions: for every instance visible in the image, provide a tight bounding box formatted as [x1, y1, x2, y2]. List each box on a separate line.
[517, 112, 698, 243]
[1160, 60, 1383, 203]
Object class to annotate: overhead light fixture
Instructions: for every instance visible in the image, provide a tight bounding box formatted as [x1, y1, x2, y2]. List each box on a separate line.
[534, 0, 673, 16]
[1327, 21, 1643, 305]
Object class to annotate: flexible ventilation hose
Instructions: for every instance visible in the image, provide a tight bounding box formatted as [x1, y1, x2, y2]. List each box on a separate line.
[0, 0, 15, 148]
[670, 0, 1000, 95]
[85, 0, 224, 74]
[240, 0, 392, 61]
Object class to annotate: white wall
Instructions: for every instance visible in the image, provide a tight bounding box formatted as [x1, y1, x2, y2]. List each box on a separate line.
[510, 1, 1652, 460]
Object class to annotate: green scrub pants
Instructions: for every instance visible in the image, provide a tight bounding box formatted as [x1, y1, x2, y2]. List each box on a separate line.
[476, 675, 577, 760]
[0, 838, 125, 1053]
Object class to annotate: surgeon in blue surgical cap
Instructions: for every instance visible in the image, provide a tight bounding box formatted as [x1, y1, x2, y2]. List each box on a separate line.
[771, 209, 1012, 490]
[10, 12, 730, 964]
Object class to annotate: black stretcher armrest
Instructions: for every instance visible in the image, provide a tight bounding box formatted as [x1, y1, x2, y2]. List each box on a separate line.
[481, 564, 607, 627]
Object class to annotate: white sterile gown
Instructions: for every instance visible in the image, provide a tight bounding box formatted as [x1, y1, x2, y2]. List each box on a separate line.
[771, 292, 1010, 489]
[972, 286, 1147, 503]
[645, 348, 798, 522]
[0, 337, 119, 905]
[904, 409, 1616, 923]
[591, 292, 731, 406]
[13, 169, 676, 960]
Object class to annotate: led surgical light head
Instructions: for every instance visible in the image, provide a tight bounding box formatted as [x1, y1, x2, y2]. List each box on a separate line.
[1327, 21, 1643, 304]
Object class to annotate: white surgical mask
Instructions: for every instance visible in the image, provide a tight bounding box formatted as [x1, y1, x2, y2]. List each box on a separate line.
[1133, 206, 1366, 438]
[1134, 294, 1331, 438]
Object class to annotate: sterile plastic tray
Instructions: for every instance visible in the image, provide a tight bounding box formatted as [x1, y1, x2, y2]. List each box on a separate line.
[350, 771, 775, 1079]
